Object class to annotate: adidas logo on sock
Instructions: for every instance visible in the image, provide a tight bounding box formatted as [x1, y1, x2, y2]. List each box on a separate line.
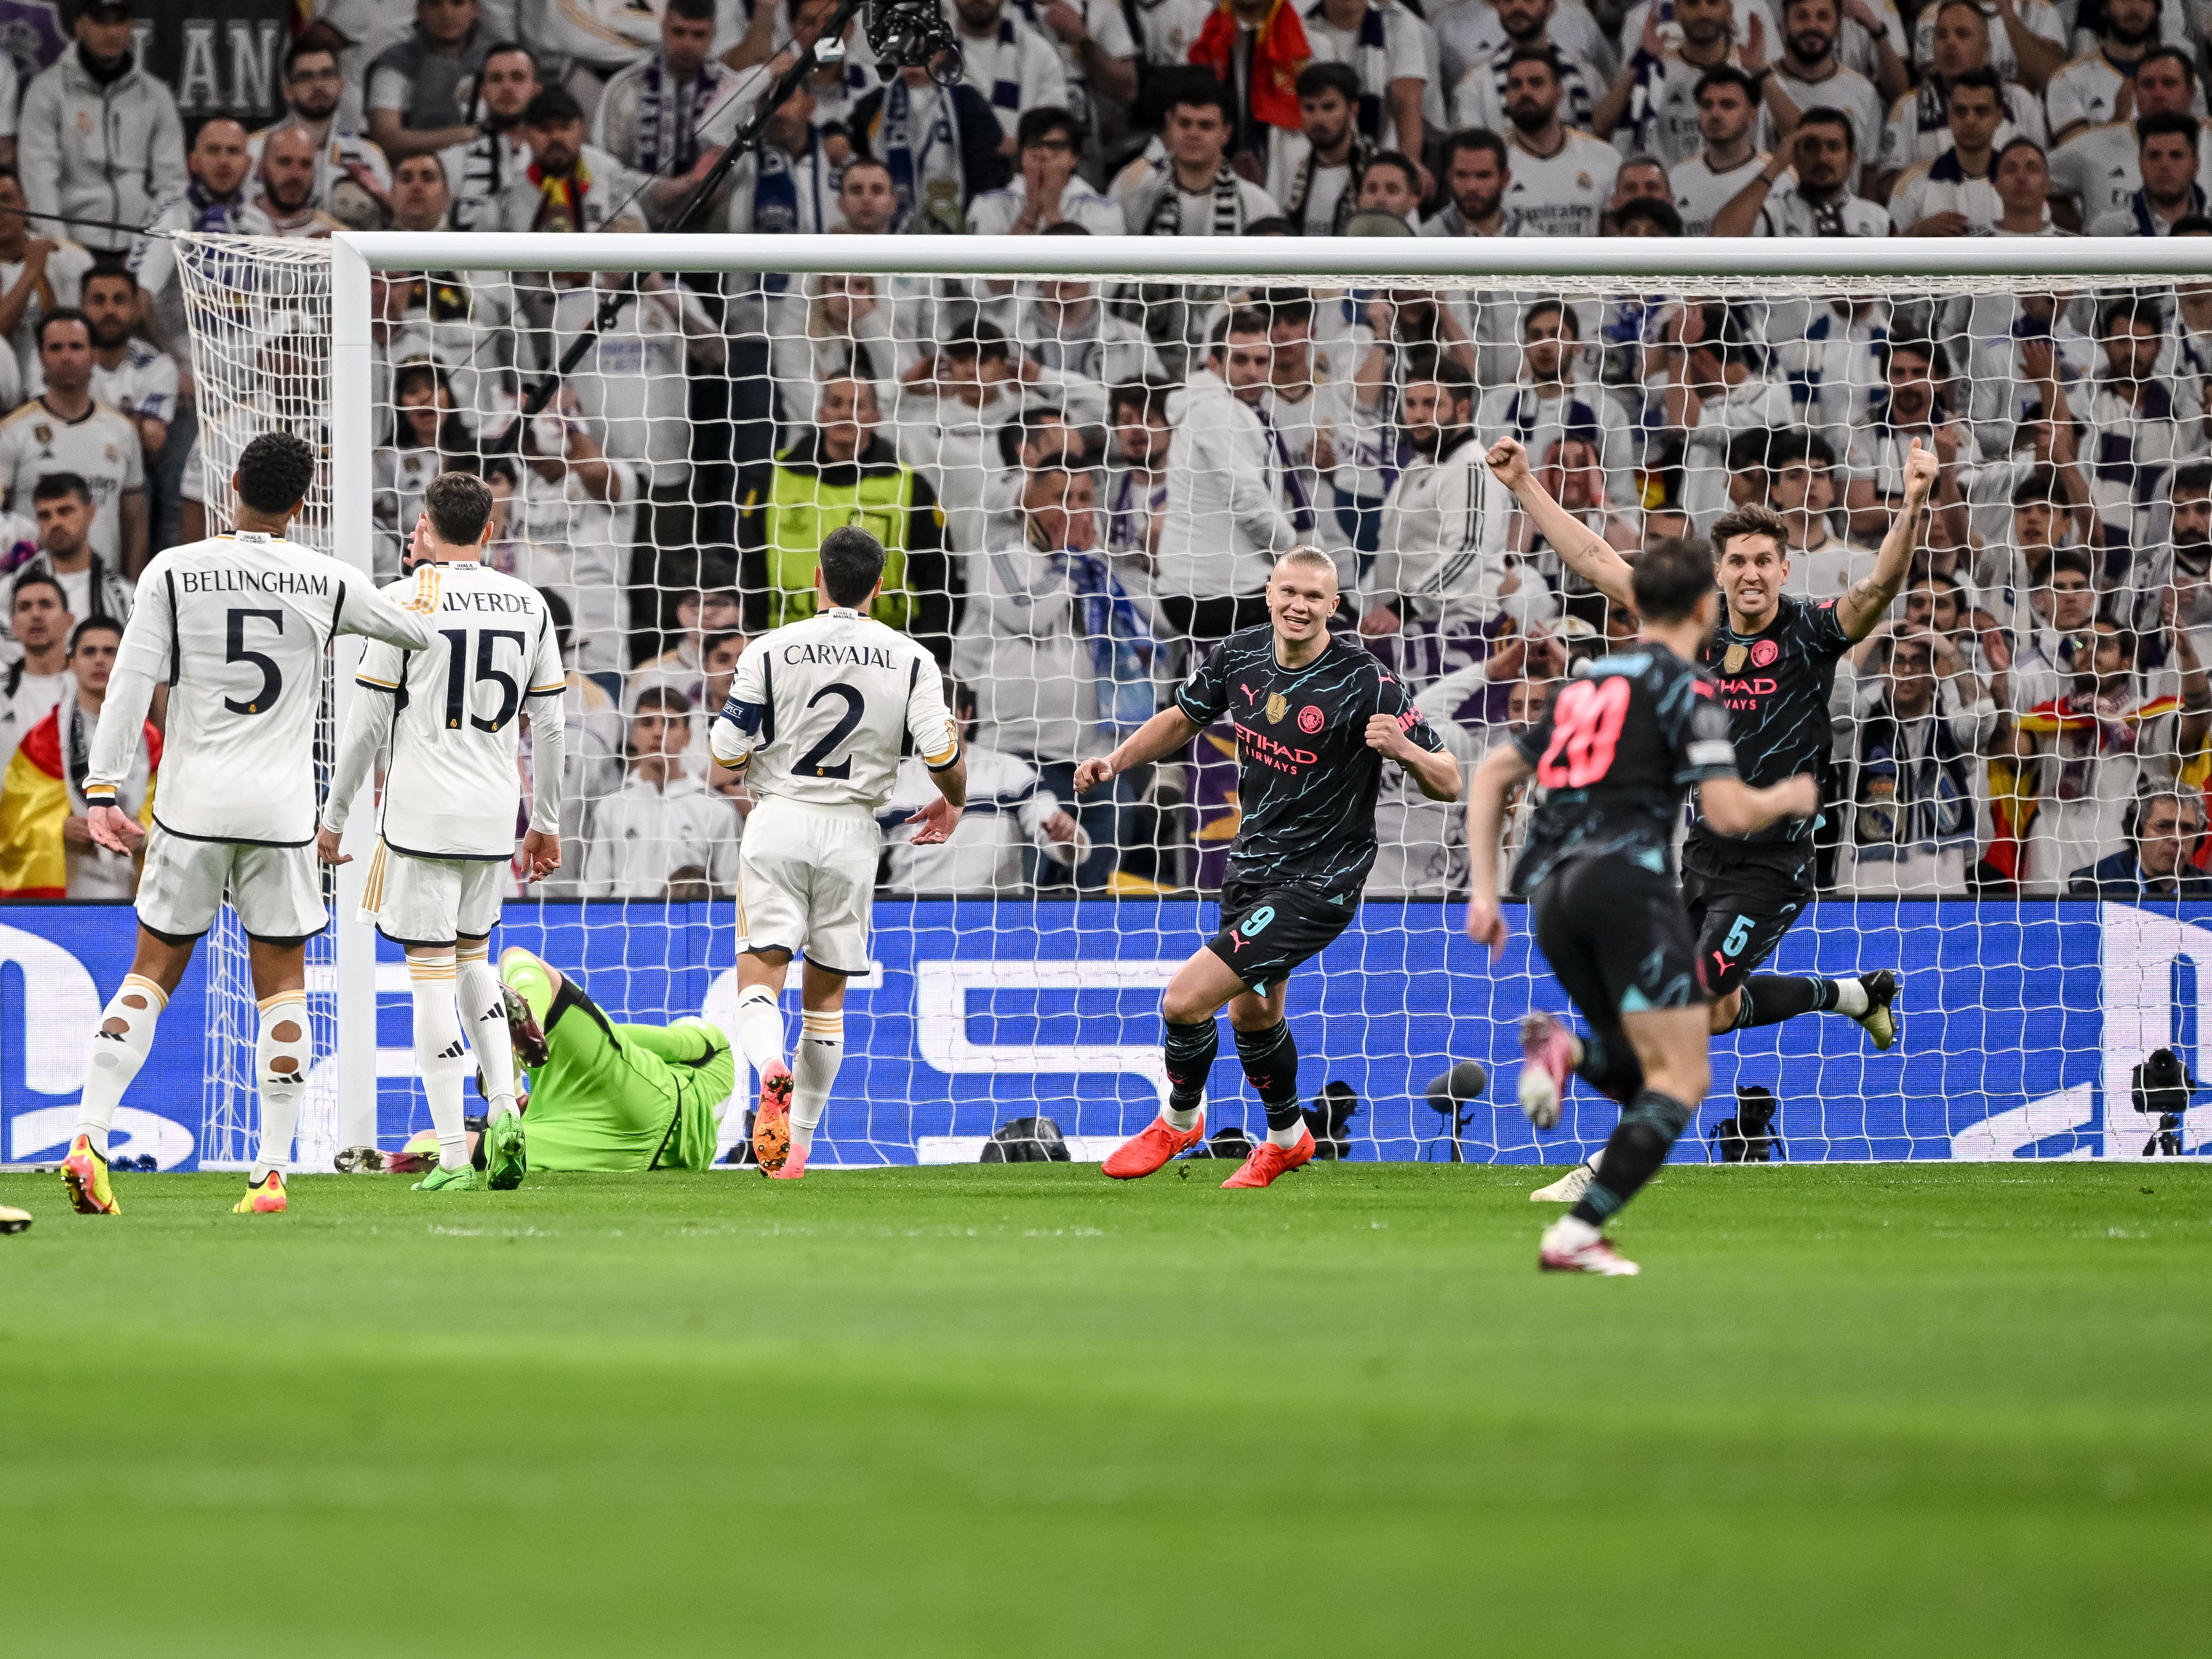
[436, 1039, 468, 1060]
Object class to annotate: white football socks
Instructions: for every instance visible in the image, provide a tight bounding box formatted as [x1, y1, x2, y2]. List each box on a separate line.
[250, 993, 311, 1183]
[409, 952, 471, 1173]
[733, 984, 786, 1077]
[1545, 1215, 1601, 1252]
[1266, 1122, 1306, 1149]
[77, 972, 167, 1157]
[456, 940, 516, 1115]
[1162, 1103, 1201, 1132]
[791, 1009, 843, 1152]
[1830, 978, 1870, 1017]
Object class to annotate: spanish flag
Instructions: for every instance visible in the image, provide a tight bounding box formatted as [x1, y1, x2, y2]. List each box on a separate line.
[1984, 695, 2185, 885]
[1189, 0, 1311, 130]
[0, 709, 159, 898]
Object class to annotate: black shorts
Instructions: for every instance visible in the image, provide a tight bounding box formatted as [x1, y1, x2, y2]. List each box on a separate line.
[1205, 875, 1359, 997]
[1531, 855, 1705, 1025]
[1679, 834, 1815, 998]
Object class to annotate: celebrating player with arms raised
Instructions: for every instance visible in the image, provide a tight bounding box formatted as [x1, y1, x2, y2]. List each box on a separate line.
[709, 527, 967, 1181]
[1465, 537, 1819, 1274]
[1076, 547, 1463, 1188]
[59, 433, 439, 1218]
[1486, 433, 1931, 1198]
[319, 473, 567, 1195]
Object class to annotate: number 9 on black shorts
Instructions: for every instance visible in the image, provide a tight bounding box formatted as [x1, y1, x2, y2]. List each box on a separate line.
[1205, 875, 1359, 999]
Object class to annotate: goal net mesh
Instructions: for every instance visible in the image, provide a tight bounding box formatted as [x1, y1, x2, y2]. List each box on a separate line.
[179, 232, 2212, 1166]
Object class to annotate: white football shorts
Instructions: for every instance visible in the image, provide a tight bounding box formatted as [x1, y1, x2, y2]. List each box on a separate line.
[737, 797, 880, 976]
[136, 827, 326, 942]
[362, 842, 506, 946]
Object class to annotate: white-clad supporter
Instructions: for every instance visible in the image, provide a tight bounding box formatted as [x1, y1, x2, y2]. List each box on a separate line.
[1833, 625, 1999, 895]
[1842, 336, 1964, 539]
[1363, 362, 1529, 649]
[0, 176, 88, 400]
[1421, 126, 1522, 244]
[0, 616, 152, 900]
[247, 123, 350, 239]
[441, 38, 541, 232]
[879, 676, 1085, 893]
[1669, 65, 1768, 234]
[949, 0, 1070, 145]
[1333, 288, 1482, 527]
[2045, 0, 2196, 143]
[133, 118, 259, 357]
[512, 409, 640, 678]
[1875, 0, 2047, 187]
[2086, 112, 2209, 233]
[709, 524, 967, 1178]
[2077, 292, 2208, 551]
[368, 0, 495, 164]
[1887, 67, 2007, 234]
[1768, 428, 1880, 601]
[0, 572, 73, 771]
[886, 320, 1053, 557]
[1712, 107, 1890, 237]
[1831, 0, 1910, 101]
[2047, 49, 2212, 226]
[967, 105, 1122, 234]
[1344, 150, 1425, 229]
[1122, 0, 1211, 67]
[59, 432, 439, 1217]
[1103, 378, 1173, 567]
[81, 266, 175, 471]
[374, 363, 477, 581]
[17, 0, 187, 258]
[522, 588, 626, 896]
[1123, 80, 1280, 234]
[548, 268, 725, 504]
[312, 0, 416, 133]
[1008, 0, 1138, 141]
[0, 312, 145, 575]
[1452, 0, 1601, 134]
[1432, 0, 1616, 92]
[493, 87, 697, 233]
[1770, 294, 1892, 462]
[1667, 300, 1796, 535]
[1907, 0, 2066, 90]
[581, 686, 744, 897]
[320, 471, 566, 1188]
[1259, 295, 1357, 574]
[1267, 63, 1378, 236]
[767, 271, 897, 439]
[1495, 51, 1618, 236]
[1594, 0, 1774, 171]
[627, 585, 745, 713]
[1757, 0, 1885, 164]
[593, 0, 752, 180]
[1015, 268, 1165, 389]
[15, 472, 132, 628]
[516, 0, 749, 83]
[382, 159, 529, 416]
[722, 77, 841, 242]
[250, 37, 392, 228]
[1476, 299, 1636, 518]
[1153, 307, 1296, 639]
[1300, 0, 1429, 165]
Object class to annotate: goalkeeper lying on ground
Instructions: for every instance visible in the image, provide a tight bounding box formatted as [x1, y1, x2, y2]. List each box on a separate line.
[436, 948, 735, 1181]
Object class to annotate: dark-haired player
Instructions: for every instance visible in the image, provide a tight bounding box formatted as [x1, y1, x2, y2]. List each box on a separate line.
[1465, 536, 1819, 1275]
[1486, 433, 1930, 1205]
[59, 431, 441, 1218]
[1075, 546, 1462, 1189]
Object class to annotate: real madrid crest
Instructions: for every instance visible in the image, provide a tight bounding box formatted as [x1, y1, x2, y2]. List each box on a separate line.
[32, 423, 51, 446]
[1265, 691, 1288, 724]
[1722, 643, 1748, 675]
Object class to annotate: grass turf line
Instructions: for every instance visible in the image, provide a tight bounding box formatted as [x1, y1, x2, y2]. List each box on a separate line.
[1, 1162, 2204, 1657]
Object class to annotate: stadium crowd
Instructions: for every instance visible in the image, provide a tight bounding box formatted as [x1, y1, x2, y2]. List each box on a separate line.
[1, 0, 2212, 902]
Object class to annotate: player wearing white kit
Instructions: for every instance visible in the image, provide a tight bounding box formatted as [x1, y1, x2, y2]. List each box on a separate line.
[319, 473, 567, 1196]
[58, 433, 439, 1219]
[708, 526, 967, 1180]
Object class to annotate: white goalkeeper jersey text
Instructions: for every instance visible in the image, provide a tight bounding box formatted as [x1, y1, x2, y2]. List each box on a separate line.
[85, 533, 439, 845]
[711, 608, 957, 810]
[356, 560, 567, 860]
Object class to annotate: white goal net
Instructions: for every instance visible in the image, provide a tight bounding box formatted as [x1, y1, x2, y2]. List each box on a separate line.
[175, 230, 2212, 1167]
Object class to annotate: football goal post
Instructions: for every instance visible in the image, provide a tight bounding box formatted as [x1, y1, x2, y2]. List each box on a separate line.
[174, 229, 2212, 1169]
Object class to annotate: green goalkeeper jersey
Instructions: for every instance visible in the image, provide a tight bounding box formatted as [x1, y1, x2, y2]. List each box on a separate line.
[513, 978, 734, 1172]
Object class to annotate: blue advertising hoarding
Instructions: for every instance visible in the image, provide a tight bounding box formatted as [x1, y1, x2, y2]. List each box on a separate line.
[0, 899, 2205, 1170]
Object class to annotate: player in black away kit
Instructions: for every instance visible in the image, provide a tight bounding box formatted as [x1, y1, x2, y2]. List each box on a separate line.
[1074, 547, 1462, 1188]
[1486, 432, 1930, 1204]
[1465, 537, 1819, 1274]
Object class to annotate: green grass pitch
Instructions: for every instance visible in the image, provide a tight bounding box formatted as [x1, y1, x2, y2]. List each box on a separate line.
[2, 1160, 2205, 1657]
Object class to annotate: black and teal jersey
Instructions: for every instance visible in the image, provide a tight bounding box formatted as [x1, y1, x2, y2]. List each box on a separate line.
[1511, 645, 1739, 895]
[1693, 594, 1852, 849]
[1175, 626, 1446, 892]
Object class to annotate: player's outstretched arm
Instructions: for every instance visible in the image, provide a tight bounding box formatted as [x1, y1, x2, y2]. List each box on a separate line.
[1485, 436, 1637, 612]
[1838, 438, 1938, 640]
[1073, 706, 1200, 796]
[319, 681, 395, 857]
[340, 563, 442, 652]
[1464, 742, 1535, 956]
[1697, 772, 1820, 837]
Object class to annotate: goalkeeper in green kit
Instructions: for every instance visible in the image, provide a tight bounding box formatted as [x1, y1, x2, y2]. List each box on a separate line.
[480, 947, 737, 1175]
